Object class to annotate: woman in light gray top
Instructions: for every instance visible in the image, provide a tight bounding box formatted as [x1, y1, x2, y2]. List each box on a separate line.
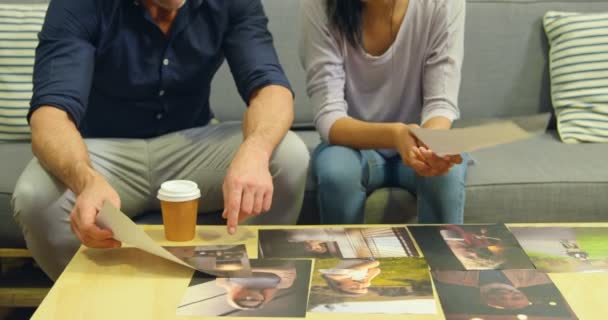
[300, 0, 469, 224]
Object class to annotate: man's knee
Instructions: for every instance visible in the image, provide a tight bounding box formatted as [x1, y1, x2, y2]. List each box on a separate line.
[270, 131, 310, 187]
[12, 159, 66, 228]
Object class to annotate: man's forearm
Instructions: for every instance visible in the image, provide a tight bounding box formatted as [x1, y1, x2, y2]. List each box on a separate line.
[242, 85, 294, 158]
[30, 106, 96, 194]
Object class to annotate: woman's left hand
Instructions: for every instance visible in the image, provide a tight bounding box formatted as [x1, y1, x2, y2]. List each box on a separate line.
[408, 124, 463, 176]
[416, 146, 463, 176]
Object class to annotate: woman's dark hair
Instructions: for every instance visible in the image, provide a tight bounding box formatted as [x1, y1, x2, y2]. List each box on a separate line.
[326, 0, 364, 47]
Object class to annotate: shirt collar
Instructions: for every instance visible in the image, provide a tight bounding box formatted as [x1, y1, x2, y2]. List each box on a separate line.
[190, 0, 205, 8]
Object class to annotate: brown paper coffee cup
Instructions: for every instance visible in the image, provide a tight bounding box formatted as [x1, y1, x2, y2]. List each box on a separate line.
[157, 180, 201, 242]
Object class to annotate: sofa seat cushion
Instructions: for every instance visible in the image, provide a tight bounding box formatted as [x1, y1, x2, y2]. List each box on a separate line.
[467, 131, 608, 187]
[0, 143, 33, 193]
[0, 143, 32, 248]
[295, 129, 608, 189]
[296, 129, 608, 224]
[464, 130, 608, 222]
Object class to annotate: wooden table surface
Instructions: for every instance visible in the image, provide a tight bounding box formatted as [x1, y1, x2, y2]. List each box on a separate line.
[31, 223, 608, 320]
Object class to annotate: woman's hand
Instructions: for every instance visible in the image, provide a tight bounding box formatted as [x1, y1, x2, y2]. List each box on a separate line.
[393, 123, 462, 176]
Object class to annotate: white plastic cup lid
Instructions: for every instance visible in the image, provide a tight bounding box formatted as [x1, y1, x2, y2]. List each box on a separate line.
[157, 180, 201, 202]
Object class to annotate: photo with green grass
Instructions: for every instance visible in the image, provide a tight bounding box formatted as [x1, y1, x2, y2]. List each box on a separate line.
[307, 257, 436, 314]
[511, 227, 608, 273]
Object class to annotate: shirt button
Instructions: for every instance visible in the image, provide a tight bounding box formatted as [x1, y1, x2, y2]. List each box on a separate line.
[159, 90, 165, 97]
[163, 58, 170, 66]
[156, 113, 163, 120]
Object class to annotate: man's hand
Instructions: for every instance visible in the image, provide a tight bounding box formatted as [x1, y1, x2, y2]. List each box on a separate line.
[393, 124, 462, 176]
[69, 169, 121, 248]
[222, 138, 273, 235]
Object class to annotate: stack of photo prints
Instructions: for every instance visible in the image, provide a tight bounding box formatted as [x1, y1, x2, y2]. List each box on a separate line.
[172, 225, 607, 319]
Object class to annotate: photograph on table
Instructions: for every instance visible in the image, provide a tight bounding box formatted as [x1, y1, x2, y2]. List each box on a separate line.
[176, 259, 312, 318]
[511, 227, 608, 273]
[307, 257, 436, 315]
[409, 224, 534, 270]
[432, 269, 578, 320]
[164, 244, 252, 277]
[258, 227, 419, 259]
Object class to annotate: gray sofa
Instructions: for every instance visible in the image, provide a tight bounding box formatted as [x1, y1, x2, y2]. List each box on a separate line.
[1, 0, 608, 250]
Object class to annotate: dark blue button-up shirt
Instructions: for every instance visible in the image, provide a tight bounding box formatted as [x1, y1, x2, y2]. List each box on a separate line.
[29, 0, 291, 138]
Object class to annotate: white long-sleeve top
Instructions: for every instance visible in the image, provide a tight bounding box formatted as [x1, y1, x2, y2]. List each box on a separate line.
[300, 0, 466, 149]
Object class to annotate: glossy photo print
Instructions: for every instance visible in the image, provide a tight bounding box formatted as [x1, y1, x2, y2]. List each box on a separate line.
[409, 224, 534, 270]
[164, 244, 252, 277]
[432, 269, 578, 320]
[176, 259, 312, 318]
[307, 258, 436, 315]
[258, 227, 419, 259]
[510, 227, 608, 273]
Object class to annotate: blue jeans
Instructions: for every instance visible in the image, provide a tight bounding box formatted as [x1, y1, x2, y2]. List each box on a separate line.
[312, 143, 468, 224]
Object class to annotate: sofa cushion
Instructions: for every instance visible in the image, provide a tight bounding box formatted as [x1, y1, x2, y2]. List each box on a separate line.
[460, 0, 608, 121]
[0, 143, 32, 248]
[544, 11, 608, 143]
[0, 4, 46, 142]
[298, 129, 608, 224]
[210, 0, 608, 126]
[0, 142, 32, 193]
[0, 194, 25, 247]
[467, 131, 608, 186]
[463, 130, 608, 222]
[210, 0, 312, 125]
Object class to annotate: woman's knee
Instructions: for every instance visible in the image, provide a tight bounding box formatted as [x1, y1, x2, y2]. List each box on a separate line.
[418, 161, 468, 197]
[313, 145, 364, 189]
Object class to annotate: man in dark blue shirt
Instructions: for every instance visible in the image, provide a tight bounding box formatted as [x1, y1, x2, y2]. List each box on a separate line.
[12, 0, 310, 280]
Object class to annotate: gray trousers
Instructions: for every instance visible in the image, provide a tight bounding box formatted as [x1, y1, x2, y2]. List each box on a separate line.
[12, 123, 310, 280]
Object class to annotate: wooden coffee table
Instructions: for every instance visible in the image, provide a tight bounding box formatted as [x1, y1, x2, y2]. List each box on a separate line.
[31, 224, 608, 320]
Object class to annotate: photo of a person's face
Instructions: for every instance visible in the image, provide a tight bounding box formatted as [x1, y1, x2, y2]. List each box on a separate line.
[231, 288, 275, 309]
[432, 270, 578, 320]
[480, 283, 530, 310]
[216, 271, 284, 310]
[217, 278, 280, 310]
[304, 240, 329, 254]
[177, 260, 312, 318]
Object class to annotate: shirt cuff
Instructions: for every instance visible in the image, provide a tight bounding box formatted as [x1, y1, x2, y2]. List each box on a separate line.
[421, 104, 460, 127]
[29, 95, 86, 127]
[315, 107, 348, 143]
[242, 77, 294, 104]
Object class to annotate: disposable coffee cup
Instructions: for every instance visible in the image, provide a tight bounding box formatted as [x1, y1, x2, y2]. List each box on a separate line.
[157, 180, 201, 242]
